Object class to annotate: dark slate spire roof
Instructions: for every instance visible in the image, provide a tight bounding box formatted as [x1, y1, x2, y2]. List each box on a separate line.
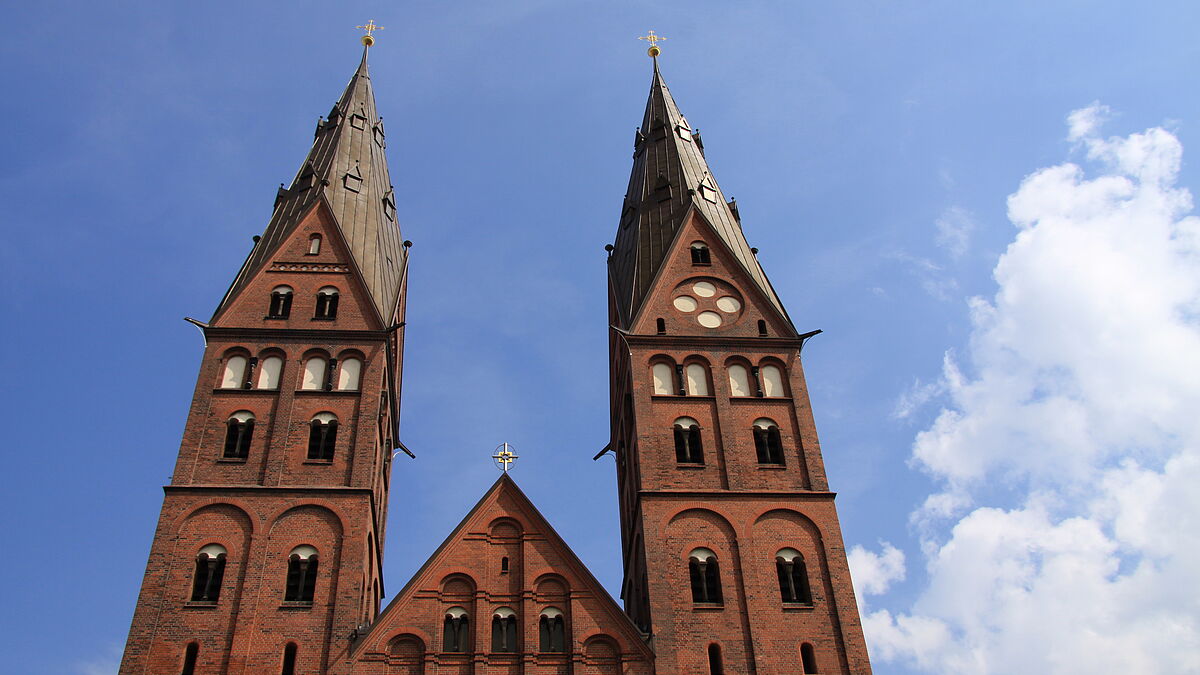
[609, 59, 789, 330]
[214, 47, 407, 323]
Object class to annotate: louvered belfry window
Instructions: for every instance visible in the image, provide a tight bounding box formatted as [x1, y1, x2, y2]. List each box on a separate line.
[689, 549, 723, 604]
[284, 548, 318, 602]
[190, 545, 226, 602]
[307, 414, 338, 461]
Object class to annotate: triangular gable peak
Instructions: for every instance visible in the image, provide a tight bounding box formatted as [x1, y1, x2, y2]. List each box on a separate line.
[345, 475, 653, 674]
[631, 207, 797, 339]
[211, 199, 385, 331]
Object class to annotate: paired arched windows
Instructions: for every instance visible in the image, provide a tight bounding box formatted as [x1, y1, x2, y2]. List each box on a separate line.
[673, 417, 704, 464]
[651, 359, 710, 396]
[223, 412, 254, 459]
[776, 548, 813, 604]
[688, 548, 722, 604]
[315, 286, 339, 319]
[690, 241, 711, 265]
[443, 607, 470, 652]
[753, 418, 784, 465]
[491, 607, 517, 652]
[284, 545, 318, 602]
[539, 607, 566, 653]
[221, 355, 249, 389]
[302, 355, 361, 391]
[190, 544, 226, 603]
[221, 352, 286, 390]
[725, 362, 786, 397]
[308, 413, 338, 461]
[268, 285, 293, 319]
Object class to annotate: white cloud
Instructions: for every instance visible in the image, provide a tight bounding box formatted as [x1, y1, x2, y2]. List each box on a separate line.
[934, 206, 976, 259]
[849, 541, 906, 600]
[866, 105, 1200, 673]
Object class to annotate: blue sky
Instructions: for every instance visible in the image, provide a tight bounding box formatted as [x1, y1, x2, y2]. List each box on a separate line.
[3, 2, 1200, 673]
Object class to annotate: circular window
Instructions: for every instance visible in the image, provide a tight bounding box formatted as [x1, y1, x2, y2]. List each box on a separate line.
[673, 296, 698, 312]
[697, 311, 722, 328]
[692, 281, 716, 298]
[716, 296, 741, 313]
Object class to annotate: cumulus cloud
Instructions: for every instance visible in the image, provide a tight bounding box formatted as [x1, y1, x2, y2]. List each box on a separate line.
[849, 541, 906, 600]
[866, 104, 1200, 673]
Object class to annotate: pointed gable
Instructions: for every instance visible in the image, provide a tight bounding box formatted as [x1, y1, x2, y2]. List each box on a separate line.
[346, 475, 653, 674]
[609, 59, 790, 332]
[213, 48, 408, 325]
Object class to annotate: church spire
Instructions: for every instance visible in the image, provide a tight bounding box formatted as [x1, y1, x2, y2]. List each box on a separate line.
[214, 43, 407, 324]
[608, 57, 791, 331]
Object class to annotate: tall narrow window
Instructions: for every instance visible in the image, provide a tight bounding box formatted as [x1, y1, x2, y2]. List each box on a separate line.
[777, 549, 813, 604]
[761, 364, 785, 397]
[336, 358, 362, 391]
[673, 417, 703, 464]
[688, 548, 722, 604]
[708, 644, 724, 675]
[223, 412, 254, 459]
[539, 608, 565, 653]
[753, 418, 784, 465]
[307, 413, 338, 461]
[801, 643, 819, 673]
[656, 317, 666, 334]
[307, 234, 321, 255]
[281, 643, 297, 675]
[221, 355, 247, 389]
[188, 542, 225, 600]
[491, 608, 517, 652]
[443, 607, 470, 652]
[314, 286, 339, 319]
[757, 319, 768, 337]
[728, 364, 751, 397]
[685, 363, 710, 396]
[500, 556, 510, 573]
[257, 356, 283, 389]
[268, 286, 293, 319]
[302, 357, 327, 390]
[181, 642, 199, 675]
[691, 242, 711, 265]
[652, 362, 674, 395]
[284, 545, 318, 602]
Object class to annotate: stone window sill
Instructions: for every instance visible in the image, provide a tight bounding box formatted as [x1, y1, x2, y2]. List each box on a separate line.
[216, 457, 248, 464]
[280, 601, 313, 610]
[756, 464, 787, 471]
[782, 602, 815, 611]
[692, 603, 724, 611]
[676, 463, 707, 470]
[184, 601, 218, 609]
[303, 459, 333, 465]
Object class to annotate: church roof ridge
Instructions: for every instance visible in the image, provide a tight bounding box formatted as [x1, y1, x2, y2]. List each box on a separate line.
[212, 46, 407, 324]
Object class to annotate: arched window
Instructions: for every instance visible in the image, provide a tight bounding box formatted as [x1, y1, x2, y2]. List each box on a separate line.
[284, 545, 318, 602]
[727, 364, 751, 397]
[223, 412, 254, 459]
[491, 607, 517, 652]
[268, 285, 293, 319]
[688, 548, 722, 604]
[281, 643, 297, 675]
[776, 549, 813, 604]
[314, 286, 339, 319]
[753, 418, 784, 465]
[801, 643, 819, 673]
[307, 234, 321, 255]
[308, 413, 338, 461]
[302, 356, 327, 390]
[673, 417, 703, 464]
[443, 607, 470, 652]
[708, 644, 724, 675]
[336, 358, 362, 391]
[652, 362, 674, 395]
[181, 642, 199, 675]
[221, 355, 247, 389]
[757, 319, 768, 337]
[691, 242, 711, 265]
[685, 363, 709, 396]
[656, 317, 667, 335]
[257, 356, 283, 389]
[761, 364, 785, 397]
[500, 556, 510, 574]
[539, 607, 565, 653]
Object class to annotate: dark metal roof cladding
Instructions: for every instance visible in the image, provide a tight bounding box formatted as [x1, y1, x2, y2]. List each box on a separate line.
[213, 47, 407, 324]
[608, 59, 791, 332]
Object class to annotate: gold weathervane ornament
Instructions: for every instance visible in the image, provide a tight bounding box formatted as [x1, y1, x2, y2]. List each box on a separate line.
[357, 20, 384, 47]
[639, 30, 667, 58]
[492, 443, 519, 473]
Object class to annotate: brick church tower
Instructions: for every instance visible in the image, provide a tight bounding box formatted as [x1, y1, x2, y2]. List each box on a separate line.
[120, 43, 408, 673]
[604, 53, 873, 673]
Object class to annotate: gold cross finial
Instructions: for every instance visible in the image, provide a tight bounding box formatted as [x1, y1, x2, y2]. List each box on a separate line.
[357, 20, 384, 47]
[492, 443, 519, 473]
[638, 30, 667, 58]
